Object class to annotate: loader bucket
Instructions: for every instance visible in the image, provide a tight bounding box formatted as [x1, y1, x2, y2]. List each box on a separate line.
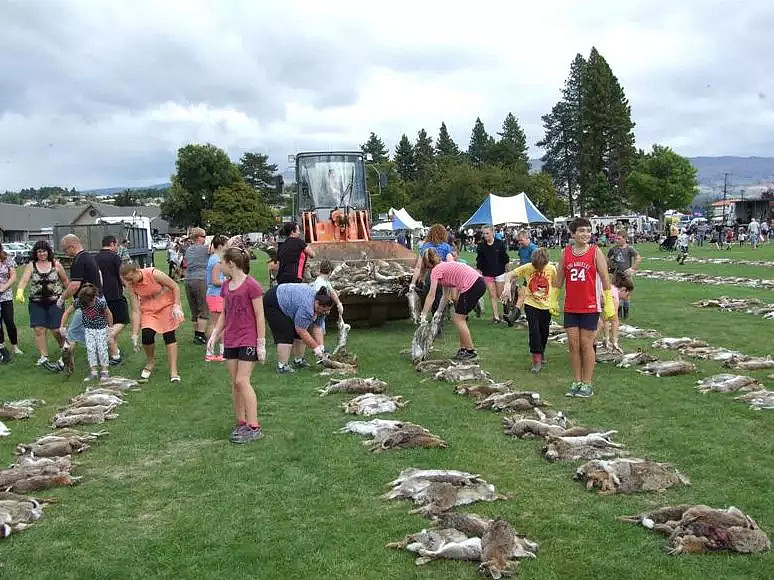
[303, 240, 418, 326]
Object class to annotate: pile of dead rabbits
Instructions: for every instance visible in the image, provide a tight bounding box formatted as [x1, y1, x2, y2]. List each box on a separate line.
[0, 377, 138, 539]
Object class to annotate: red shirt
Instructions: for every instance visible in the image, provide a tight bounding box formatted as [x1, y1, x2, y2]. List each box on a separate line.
[562, 244, 601, 313]
[221, 276, 264, 348]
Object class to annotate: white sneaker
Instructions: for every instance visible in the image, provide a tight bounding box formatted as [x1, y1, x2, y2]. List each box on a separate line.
[36, 356, 49, 366]
[13, 346, 23, 355]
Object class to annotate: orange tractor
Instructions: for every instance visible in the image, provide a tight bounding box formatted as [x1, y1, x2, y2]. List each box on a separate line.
[293, 151, 417, 324]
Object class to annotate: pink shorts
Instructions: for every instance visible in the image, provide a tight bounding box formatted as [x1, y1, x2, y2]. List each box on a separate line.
[484, 274, 505, 284]
[206, 295, 224, 313]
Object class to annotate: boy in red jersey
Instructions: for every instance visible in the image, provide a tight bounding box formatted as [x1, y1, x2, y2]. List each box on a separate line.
[551, 217, 616, 398]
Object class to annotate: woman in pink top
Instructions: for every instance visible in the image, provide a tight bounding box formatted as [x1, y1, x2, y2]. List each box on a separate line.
[419, 248, 486, 361]
[207, 248, 266, 444]
[120, 263, 185, 382]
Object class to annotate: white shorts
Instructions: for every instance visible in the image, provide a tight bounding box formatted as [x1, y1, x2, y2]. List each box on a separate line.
[484, 274, 506, 284]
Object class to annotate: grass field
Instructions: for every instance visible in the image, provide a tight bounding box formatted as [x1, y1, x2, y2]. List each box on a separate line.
[1, 243, 773, 579]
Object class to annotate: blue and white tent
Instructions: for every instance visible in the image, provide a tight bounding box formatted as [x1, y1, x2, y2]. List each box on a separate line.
[372, 207, 424, 231]
[461, 192, 551, 227]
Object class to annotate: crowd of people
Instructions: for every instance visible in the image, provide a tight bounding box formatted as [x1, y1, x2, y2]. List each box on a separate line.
[0, 216, 646, 442]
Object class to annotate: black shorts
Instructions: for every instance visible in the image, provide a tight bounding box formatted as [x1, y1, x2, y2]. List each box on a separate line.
[456, 277, 487, 315]
[141, 328, 177, 345]
[263, 287, 299, 345]
[563, 312, 600, 331]
[224, 346, 259, 362]
[107, 297, 130, 325]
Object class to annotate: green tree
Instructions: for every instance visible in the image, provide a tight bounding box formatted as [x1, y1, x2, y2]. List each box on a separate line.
[113, 190, 139, 206]
[627, 145, 698, 220]
[436, 122, 460, 158]
[202, 181, 274, 235]
[361, 132, 389, 162]
[468, 117, 492, 167]
[414, 129, 435, 180]
[161, 143, 242, 227]
[585, 171, 619, 215]
[393, 134, 416, 181]
[492, 113, 530, 174]
[538, 100, 579, 215]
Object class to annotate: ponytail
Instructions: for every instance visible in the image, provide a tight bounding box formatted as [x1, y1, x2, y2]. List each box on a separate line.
[223, 247, 250, 274]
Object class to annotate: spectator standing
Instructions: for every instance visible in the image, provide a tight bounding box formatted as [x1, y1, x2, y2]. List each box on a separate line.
[606, 230, 641, 318]
[761, 220, 769, 243]
[205, 235, 228, 361]
[748, 217, 761, 249]
[117, 239, 131, 263]
[184, 227, 210, 344]
[409, 224, 456, 314]
[475, 225, 509, 324]
[0, 243, 21, 362]
[276, 222, 315, 285]
[94, 235, 128, 365]
[14, 241, 69, 371]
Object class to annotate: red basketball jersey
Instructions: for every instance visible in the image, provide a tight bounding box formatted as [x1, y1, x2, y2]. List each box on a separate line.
[563, 244, 601, 313]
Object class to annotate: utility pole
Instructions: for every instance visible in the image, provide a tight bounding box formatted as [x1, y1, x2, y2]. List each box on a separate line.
[722, 173, 729, 226]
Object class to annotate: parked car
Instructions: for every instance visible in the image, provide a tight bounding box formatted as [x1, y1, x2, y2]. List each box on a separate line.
[3, 242, 31, 265]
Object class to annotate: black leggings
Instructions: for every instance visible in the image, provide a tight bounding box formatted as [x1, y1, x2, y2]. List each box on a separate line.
[141, 328, 177, 345]
[525, 304, 551, 355]
[0, 300, 18, 345]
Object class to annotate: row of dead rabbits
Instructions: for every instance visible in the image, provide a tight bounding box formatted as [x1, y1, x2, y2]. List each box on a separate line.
[317, 347, 770, 576]
[0, 377, 138, 539]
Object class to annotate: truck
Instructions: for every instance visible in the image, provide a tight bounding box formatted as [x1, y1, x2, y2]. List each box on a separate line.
[53, 216, 154, 271]
[291, 151, 416, 325]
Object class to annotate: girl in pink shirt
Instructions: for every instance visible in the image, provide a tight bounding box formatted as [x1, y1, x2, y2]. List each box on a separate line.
[208, 248, 266, 444]
[419, 248, 486, 361]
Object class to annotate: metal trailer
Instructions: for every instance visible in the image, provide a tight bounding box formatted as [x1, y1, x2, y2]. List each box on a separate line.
[53, 223, 153, 272]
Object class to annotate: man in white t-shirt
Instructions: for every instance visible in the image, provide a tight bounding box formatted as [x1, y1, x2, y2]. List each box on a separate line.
[748, 218, 761, 248]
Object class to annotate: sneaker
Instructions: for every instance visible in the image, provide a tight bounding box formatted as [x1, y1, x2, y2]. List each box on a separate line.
[565, 382, 581, 397]
[455, 349, 478, 361]
[575, 384, 594, 398]
[36, 356, 49, 367]
[277, 363, 295, 374]
[292, 358, 310, 368]
[193, 335, 207, 345]
[109, 355, 122, 366]
[233, 426, 263, 444]
[230, 424, 249, 442]
[530, 362, 542, 374]
[83, 372, 98, 383]
[453, 348, 468, 361]
[0, 346, 9, 364]
[12, 346, 23, 355]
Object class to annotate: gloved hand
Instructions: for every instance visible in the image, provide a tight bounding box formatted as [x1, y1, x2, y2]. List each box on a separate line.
[603, 289, 616, 320]
[15, 288, 25, 304]
[313, 344, 326, 359]
[499, 283, 511, 304]
[56, 296, 65, 309]
[256, 337, 266, 363]
[131, 334, 140, 353]
[172, 304, 184, 321]
[408, 283, 416, 292]
[548, 288, 560, 317]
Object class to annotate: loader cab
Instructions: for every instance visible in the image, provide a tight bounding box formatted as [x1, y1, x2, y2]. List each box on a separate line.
[294, 152, 371, 243]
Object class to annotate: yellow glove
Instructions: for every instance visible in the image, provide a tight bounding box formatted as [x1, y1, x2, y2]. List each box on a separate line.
[603, 289, 616, 320]
[548, 288, 560, 317]
[15, 288, 25, 304]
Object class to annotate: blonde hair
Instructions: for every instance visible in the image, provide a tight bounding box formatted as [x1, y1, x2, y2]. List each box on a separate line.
[119, 262, 140, 277]
[189, 227, 206, 239]
[517, 229, 529, 239]
[531, 247, 549, 271]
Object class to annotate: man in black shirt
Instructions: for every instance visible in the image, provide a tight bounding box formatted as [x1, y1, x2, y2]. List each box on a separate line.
[95, 235, 127, 364]
[57, 234, 103, 368]
[475, 225, 509, 323]
[276, 222, 315, 284]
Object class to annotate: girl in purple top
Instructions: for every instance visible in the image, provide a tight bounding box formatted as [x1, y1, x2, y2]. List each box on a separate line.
[419, 248, 486, 361]
[208, 248, 266, 444]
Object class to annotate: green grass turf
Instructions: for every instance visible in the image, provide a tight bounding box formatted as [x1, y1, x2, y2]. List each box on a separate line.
[1, 247, 772, 579]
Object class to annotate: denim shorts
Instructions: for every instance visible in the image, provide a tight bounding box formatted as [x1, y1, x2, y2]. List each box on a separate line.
[29, 301, 63, 329]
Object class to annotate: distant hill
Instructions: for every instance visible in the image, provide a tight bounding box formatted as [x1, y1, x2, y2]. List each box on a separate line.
[81, 183, 171, 196]
[530, 156, 774, 189]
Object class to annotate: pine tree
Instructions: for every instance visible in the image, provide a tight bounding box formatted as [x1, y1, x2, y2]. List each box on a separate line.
[414, 129, 435, 180]
[436, 122, 460, 158]
[393, 134, 416, 181]
[468, 117, 491, 168]
[360, 132, 389, 162]
[493, 112, 530, 174]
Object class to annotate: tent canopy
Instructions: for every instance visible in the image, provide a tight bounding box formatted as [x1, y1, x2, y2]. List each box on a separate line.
[462, 193, 550, 227]
[391, 207, 423, 230]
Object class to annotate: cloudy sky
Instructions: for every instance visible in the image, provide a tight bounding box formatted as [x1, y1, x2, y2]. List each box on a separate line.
[1, 0, 773, 191]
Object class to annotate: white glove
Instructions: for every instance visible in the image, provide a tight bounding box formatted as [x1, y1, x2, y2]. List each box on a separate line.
[56, 296, 65, 309]
[256, 337, 266, 363]
[409, 283, 416, 292]
[172, 304, 184, 321]
[131, 334, 140, 353]
[313, 345, 326, 359]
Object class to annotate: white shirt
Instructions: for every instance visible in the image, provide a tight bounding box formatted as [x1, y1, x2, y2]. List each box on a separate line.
[312, 276, 332, 292]
[678, 233, 689, 247]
